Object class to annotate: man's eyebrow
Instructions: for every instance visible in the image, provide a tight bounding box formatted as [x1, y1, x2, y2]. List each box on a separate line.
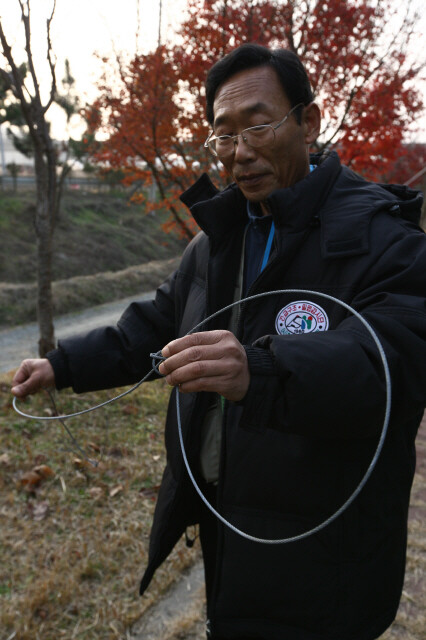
[213, 102, 271, 129]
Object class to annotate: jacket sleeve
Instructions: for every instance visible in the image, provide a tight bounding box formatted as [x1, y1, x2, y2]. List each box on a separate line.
[239, 219, 426, 440]
[47, 271, 177, 393]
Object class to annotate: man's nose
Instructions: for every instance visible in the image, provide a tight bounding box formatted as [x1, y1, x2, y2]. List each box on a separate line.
[233, 135, 256, 162]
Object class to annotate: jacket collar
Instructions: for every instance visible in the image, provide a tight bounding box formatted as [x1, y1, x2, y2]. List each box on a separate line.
[179, 173, 247, 239]
[266, 151, 341, 233]
[180, 151, 423, 258]
[180, 151, 342, 240]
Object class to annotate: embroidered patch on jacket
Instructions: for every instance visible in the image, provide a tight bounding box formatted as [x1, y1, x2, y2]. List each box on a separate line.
[275, 301, 329, 335]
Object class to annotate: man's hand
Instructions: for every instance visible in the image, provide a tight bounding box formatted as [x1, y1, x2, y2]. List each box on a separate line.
[11, 359, 55, 398]
[159, 330, 250, 402]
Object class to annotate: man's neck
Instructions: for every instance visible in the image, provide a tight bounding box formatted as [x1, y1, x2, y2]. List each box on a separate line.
[260, 200, 271, 216]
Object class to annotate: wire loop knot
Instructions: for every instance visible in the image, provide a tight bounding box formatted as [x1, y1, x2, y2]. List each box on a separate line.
[150, 351, 166, 376]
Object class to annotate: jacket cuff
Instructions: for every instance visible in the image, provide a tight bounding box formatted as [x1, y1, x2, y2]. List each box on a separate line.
[46, 348, 72, 390]
[244, 346, 277, 376]
[234, 347, 280, 433]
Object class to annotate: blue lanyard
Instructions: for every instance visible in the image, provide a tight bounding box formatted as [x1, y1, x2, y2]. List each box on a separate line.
[260, 221, 275, 272]
[257, 164, 316, 273]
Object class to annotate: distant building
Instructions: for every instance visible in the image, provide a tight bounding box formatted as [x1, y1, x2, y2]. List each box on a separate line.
[0, 124, 34, 176]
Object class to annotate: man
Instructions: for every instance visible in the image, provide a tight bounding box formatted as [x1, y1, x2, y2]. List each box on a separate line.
[12, 44, 426, 639]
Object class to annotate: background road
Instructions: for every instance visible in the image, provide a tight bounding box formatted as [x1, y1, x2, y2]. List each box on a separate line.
[0, 293, 153, 374]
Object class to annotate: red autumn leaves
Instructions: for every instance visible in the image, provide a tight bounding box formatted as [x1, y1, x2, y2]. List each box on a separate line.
[84, 1, 423, 236]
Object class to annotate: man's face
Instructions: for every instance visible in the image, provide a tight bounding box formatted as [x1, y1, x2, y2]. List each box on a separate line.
[212, 66, 312, 211]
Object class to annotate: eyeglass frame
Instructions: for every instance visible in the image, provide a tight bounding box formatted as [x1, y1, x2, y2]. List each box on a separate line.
[204, 102, 305, 158]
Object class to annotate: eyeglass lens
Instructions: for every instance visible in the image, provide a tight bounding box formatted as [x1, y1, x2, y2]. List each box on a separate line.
[212, 125, 275, 157]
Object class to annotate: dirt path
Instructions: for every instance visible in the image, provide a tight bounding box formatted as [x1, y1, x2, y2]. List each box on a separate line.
[129, 560, 206, 640]
[0, 293, 153, 374]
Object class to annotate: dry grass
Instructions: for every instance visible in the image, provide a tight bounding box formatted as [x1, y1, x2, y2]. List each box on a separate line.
[0, 373, 197, 640]
[1, 372, 424, 640]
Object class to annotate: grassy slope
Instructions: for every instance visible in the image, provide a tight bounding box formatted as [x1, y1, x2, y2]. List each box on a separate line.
[0, 190, 187, 283]
[0, 189, 188, 326]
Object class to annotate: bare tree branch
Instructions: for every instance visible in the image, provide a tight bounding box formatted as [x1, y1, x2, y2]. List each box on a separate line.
[0, 17, 37, 140]
[19, 0, 43, 106]
[0, 0, 65, 354]
[44, 0, 58, 113]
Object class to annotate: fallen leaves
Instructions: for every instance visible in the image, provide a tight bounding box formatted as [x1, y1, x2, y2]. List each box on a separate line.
[87, 484, 124, 500]
[0, 452, 11, 466]
[138, 485, 160, 501]
[19, 464, 55, 493]
[122, 404, 139, 416]
[34, 464, 55, 480]
[88, 487, 104, 500]
[28, 500, 50, 521]
[20, 470, 43, 491]
[109, 484, 123, 498]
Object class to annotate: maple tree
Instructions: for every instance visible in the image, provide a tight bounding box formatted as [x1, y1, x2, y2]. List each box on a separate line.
[89, 0, 424, 237]
[87, 46, 203, 240]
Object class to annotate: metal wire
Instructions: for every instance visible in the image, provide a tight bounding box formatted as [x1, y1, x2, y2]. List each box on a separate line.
[13, 288, 391, 544]
[176, 289, 392, 543]
[12, 352, 164, 421]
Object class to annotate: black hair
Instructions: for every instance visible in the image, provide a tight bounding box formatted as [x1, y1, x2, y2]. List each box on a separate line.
[205, 43, 314, 126]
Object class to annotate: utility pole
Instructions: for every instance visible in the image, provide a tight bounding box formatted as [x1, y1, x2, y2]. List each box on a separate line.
[0, 124, 6, 186]
[136, 0, 140, 52]
[158, 0, 163, 47]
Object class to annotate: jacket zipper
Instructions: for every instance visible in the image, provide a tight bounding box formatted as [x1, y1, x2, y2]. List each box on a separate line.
[204, 239, 229, 636]
[205, 225, 280, 631]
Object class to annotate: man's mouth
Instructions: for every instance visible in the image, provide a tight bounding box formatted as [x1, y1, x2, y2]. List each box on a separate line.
[236, 173, 268, 187]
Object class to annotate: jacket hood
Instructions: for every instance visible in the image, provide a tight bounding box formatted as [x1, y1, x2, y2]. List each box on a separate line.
[378, 182, 423, 224]
[180, 151, 424, 257]
[316, 159, 424, 258]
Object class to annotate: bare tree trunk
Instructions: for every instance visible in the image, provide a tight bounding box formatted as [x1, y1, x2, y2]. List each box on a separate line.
[33, 142, 57, 356]
[0, 1, 61, 357]
[36, 217, 55, 355]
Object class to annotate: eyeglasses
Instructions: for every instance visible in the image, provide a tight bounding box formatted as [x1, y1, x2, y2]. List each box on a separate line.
[204, 103, 304, 159]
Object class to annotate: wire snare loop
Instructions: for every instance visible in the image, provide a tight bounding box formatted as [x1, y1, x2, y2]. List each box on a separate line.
[13, 289, 391, 544]
[176, 289, 392, 544]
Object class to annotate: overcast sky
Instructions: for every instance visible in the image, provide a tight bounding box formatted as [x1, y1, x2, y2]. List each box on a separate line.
[0, 0, 425, 140]
[0, 0, 188, 137]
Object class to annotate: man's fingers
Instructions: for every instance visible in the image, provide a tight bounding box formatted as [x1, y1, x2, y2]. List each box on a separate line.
[162, 358, 227, 387]
[12, 372, 41, 397]
[162, 331, 223, 359]
[160, 342, 226, 377]
[158, 330, 249, 401]
[12, 360, 32, 387]
[11, 359, 55, 398]
[11, 381, 31, 398]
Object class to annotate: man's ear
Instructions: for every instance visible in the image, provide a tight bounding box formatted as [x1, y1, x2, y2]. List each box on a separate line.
[303, 102, 321, 145]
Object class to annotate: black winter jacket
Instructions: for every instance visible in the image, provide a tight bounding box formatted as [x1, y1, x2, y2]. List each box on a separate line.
[48, 152, 426, 640]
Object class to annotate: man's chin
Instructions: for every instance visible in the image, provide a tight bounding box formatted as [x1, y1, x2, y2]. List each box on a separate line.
[238, 184, 271, 203]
